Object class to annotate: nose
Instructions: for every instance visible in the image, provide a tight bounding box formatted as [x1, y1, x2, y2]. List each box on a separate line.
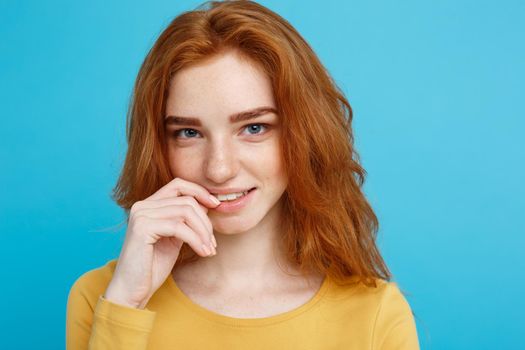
[204, 136, 240, 184]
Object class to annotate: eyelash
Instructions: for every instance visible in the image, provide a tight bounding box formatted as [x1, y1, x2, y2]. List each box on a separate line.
[170, 123, 270, 140]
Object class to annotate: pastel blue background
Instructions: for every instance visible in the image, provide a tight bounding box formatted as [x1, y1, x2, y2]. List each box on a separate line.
[1, 0, 523, 348]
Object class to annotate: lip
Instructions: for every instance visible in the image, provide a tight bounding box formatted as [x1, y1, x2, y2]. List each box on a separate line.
[212, 187, 257, 213]
[207, 187, 255, 195]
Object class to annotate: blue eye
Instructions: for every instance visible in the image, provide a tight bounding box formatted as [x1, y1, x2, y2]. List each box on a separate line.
[244, 123, 267, 135]
[171, 123, 269, 140]
[173, 129, 202, 139]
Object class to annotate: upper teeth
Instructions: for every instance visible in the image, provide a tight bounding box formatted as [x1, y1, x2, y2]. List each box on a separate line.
[214, 190, 249, 201]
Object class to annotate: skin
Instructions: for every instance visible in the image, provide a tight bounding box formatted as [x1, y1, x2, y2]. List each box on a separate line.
[165, 50, 323, 314]
[104, 49, 324, 314]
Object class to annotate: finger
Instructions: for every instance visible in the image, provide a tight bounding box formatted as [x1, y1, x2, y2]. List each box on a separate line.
[134, 196, 213, 234]
[139, 204, 213, 248]
[146, 177, 220, 209]
[134, 216, 212, 257]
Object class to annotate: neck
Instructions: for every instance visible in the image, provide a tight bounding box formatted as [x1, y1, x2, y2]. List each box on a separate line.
[176, 202, 310, 290]
[196, 217, 297, 287]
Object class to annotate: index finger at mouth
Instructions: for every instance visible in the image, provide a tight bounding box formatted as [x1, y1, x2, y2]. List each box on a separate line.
[146, 178, 221, 208]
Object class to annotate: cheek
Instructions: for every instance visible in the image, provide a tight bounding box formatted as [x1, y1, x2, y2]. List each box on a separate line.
[168, 148, 201, 177]
[255, 142, 287, 181]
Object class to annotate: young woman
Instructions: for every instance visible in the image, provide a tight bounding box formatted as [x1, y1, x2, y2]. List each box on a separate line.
[66, 1, 420, 349]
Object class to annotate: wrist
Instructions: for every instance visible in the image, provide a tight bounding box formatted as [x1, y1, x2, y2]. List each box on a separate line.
[104, 284, 144, 309]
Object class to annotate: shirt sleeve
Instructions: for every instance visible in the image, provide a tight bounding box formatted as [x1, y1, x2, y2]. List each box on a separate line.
[371, 282, 420, 350]
[66, 272, 156, 350]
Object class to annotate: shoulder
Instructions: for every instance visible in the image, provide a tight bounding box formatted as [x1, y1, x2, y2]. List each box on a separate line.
[369, 279, 414, 320]
[327, 277, 419, 348]
[67, 259, 118, 310]
[326, 277, 415, 324]
[368, 279, 419, 349]
[328, 276, 409, 301]
[70, 259, 118, 291]
[363, 278, 415, 321]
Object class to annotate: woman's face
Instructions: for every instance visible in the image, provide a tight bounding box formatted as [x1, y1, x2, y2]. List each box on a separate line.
[164, 50, 288, 235]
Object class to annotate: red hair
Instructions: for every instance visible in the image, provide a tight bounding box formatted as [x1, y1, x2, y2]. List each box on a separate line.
[112, 0, 391, 287]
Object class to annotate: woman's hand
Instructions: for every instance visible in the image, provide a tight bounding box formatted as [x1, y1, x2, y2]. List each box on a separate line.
[103, 177, 220, 309]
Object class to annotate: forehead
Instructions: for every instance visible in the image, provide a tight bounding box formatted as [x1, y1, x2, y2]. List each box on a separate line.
[165, 51, 276, 120]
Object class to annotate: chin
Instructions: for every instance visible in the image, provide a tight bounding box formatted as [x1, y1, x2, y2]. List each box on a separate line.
[211, 216, 257, 235]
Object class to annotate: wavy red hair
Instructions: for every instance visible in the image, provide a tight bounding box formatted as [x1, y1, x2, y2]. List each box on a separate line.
[112, 0, 391, 287]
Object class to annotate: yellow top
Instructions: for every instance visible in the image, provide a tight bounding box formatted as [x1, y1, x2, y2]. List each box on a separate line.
[66, 259, 419, 349]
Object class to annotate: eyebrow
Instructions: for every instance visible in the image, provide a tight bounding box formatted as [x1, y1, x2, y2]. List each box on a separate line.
[164, 106, 278, 127]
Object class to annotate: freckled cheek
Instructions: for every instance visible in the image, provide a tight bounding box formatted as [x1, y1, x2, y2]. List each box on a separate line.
[168, 149, 203, 177]
[249, 146, 286, 178]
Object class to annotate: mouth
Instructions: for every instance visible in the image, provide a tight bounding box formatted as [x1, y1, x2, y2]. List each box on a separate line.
[212, 187, 257, 202]
[211, 187, 257, 213]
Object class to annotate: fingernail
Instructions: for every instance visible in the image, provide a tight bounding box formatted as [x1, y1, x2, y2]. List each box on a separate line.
[202, 244, 212, 256]
[211, 235, 217, 248]
[209, 195, 221, 206]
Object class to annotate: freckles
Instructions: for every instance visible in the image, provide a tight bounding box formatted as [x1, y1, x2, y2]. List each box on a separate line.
[169, 149, 202, 175]
[256, 148, 285, 177]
